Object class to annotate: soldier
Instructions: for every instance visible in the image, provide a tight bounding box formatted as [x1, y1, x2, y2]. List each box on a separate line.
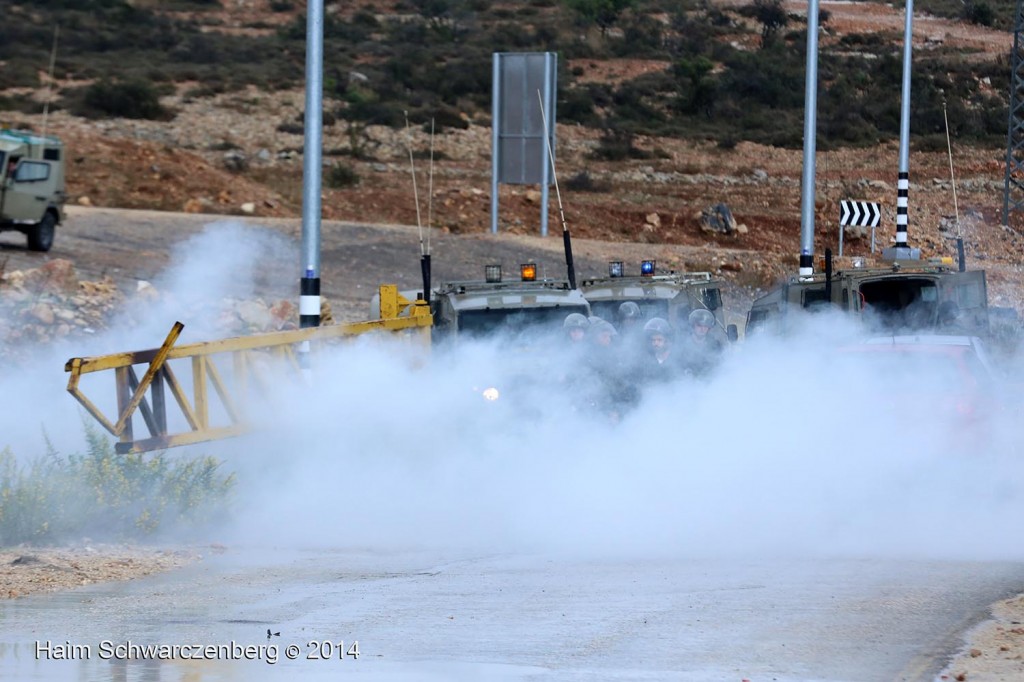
[678, 308, 725, 378]
[615, 301, 643, 332]
[563, 312, 589, 344]
[637, 317, 679, 384]
[582, 319, 640, 419]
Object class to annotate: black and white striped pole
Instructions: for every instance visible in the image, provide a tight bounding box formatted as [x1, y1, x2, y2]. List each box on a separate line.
[798, 0, 821, 279]
[299, 0, 324, 379]
[885, 0, 921, 261]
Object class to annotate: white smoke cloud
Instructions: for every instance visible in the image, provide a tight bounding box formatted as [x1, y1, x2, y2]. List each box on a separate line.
[2, 220, 1023, 564]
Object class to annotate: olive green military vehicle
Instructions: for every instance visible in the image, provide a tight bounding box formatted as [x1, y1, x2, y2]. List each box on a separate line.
[745, 257, 989, 337]
[580, 259, 735, 339]
[0, 129, 65, 252]
[369, 263, 591, 343]
[429, 263, 590, 342]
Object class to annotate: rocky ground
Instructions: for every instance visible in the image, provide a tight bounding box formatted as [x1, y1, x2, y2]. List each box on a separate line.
[0, 545, 204, 600]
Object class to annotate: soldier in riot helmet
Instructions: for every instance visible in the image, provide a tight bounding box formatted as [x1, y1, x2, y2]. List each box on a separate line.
[636, 317, 680, 384]
[678, 308, 724, 378]
[584, 319, 637, 419]
[616, 301, 643, 331]
[563, 312, 589, 344]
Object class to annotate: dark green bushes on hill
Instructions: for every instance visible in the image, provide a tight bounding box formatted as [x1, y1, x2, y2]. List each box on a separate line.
[0, 0, 1013, 150]
[66, 79, 174, 120]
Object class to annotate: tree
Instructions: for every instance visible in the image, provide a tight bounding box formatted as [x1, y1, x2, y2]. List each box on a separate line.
[565, 0, 637, 37]
[673, 56, 717, 116]
[751, 0, 788, 48]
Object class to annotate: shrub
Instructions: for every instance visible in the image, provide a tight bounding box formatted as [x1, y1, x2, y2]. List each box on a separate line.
[565, 170, 612, 193]
[326, 162, 360, 188]
[74, 79, 172, 120]
[0, 425, 234, 545]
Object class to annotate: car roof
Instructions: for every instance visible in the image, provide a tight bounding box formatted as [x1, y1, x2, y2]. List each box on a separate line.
[859, 334, 981, 346]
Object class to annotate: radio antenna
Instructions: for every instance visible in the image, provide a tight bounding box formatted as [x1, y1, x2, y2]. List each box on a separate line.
[427, 117, 435, 256]
[943, 99, 966, 272]
[403, 111, 425, 257]
[41, 24, 59, 140]
[536, 89, 576, 290]
[404, 111, 431, 303]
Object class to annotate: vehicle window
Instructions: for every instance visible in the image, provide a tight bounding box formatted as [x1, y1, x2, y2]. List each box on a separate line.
[14, 161, 50, 182]
[746, 305, 779, 333]
[956, 282, 984, 309]
[802, 288, 829, 308]
[589, 300, 668, 322]
[458, 306, 590, 340]
[43, 148, 60, 161]
[701, 287, 722, 311]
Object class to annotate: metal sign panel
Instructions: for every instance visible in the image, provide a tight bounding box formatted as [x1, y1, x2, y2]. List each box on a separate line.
[493, 52, 556, 185]
[491, 52, 557, 235]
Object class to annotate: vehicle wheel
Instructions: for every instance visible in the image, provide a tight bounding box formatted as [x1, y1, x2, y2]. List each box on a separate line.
[27, 212, 56, 252]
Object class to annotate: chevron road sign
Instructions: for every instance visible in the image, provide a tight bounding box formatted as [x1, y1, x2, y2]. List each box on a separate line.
[840, 200, 881, 227]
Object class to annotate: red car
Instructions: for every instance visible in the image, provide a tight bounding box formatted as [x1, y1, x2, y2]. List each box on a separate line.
[835, 335, 1000, 436]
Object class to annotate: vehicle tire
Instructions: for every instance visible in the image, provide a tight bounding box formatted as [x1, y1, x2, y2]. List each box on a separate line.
[27, 212, 56, 252]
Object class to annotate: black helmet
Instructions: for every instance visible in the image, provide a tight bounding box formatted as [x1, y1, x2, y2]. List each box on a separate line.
[643, 317, 672, 337]
[688, 309, 715, 328]
[563, 312, 589, 330]
[617, 301, 642, 322]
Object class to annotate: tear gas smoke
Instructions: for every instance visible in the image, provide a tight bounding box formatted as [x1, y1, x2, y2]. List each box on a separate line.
[2, 221, 1022, 562]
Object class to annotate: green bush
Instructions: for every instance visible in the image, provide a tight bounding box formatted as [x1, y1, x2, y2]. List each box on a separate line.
[72, 79, 173, 120]
[0, 425, 234, 545]
[326, 162, 360, 188]
[565, 170, 612, 193]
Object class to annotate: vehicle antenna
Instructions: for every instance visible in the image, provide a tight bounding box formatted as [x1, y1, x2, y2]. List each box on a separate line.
[404, 111, 431, 303]
[427, 118, 435, 256]
[943, 99, 966, 272]
[41, 24, 59, 141]
[536, 89, 577, 290]
[403, 111, 425, 257]
[420, 118, 435, 303]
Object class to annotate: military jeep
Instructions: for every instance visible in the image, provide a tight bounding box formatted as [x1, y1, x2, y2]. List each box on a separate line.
[0, 129, 66, 252]
[430, 263, 591, 343]
[745, 258, 989, 338]
[580, 260, 734, 339]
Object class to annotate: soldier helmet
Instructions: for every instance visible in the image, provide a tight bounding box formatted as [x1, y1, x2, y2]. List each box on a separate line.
[643, 317, 672, 337]
[591, 319, 618, 339]
[588, 315, 605, 327]
[617, 301, 642, 321]
[563, 312, 589, 330]
[688, 309, 716, 329]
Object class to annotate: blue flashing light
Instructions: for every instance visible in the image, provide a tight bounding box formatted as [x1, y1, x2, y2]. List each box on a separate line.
[640, 260, 656, 276]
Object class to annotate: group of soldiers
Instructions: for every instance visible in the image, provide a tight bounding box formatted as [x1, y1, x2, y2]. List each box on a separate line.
[557, 300, 727, 418]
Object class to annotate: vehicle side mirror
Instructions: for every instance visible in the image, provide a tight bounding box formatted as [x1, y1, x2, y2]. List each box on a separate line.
[727, 324, 739, 342]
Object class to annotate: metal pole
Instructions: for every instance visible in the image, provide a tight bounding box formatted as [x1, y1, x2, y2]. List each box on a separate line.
[798, 0, 821, 278]
[895, 0, 913, 250]
[539, 52, 553, 238]
[491, 54, 501, 234]
[299, 0, 323, 370]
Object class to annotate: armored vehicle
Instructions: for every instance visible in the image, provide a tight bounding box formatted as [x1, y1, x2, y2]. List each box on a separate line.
[745, 257, 988, 337]
[580, 259, 735, 339]
[368, 263, 591, 343]
[0, 129, 65, 252]
[430, 263, 590, 342]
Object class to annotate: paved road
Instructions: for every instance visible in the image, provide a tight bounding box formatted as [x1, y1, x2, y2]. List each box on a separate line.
[2, 547, 1023, 681]
[0, 206, 757, 321]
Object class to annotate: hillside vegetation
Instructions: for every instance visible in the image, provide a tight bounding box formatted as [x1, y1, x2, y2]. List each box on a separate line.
[0, 0, 1013, 151]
